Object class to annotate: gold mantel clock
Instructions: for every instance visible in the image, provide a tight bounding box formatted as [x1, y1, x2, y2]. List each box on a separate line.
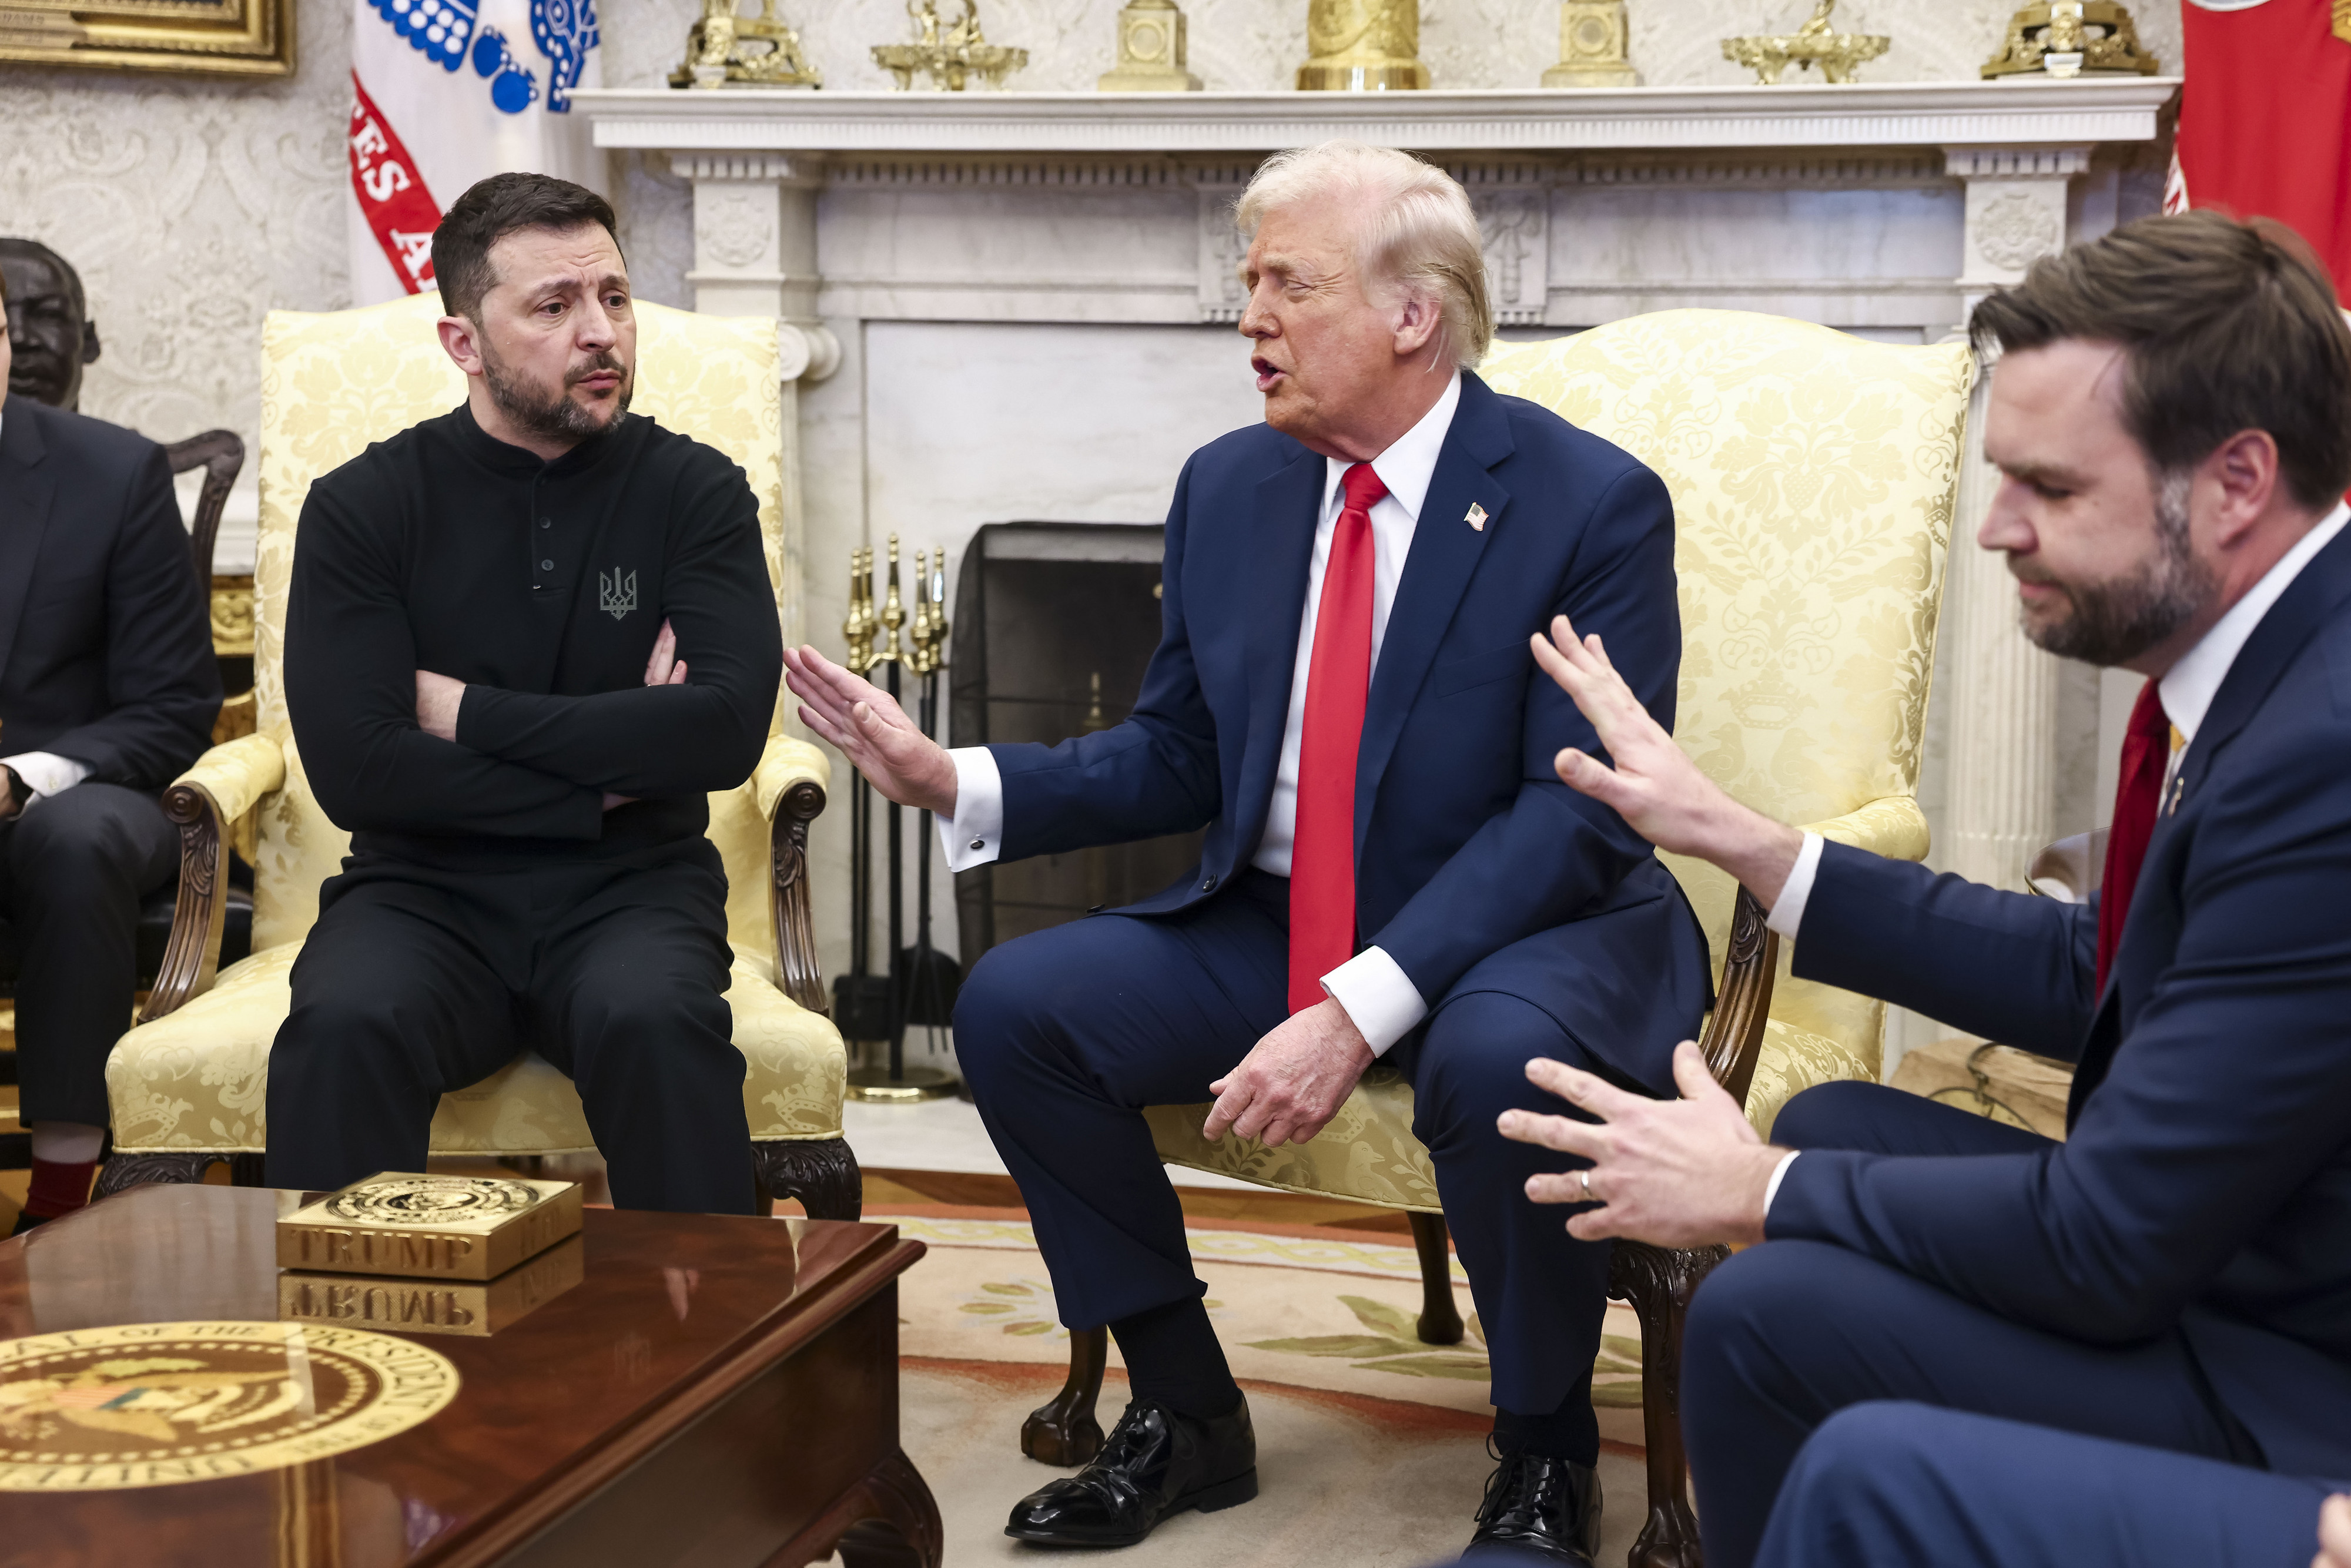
[0, 0, 293, 76]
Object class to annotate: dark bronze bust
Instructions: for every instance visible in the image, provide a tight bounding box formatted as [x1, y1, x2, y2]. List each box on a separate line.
[0, 239, 101, 411]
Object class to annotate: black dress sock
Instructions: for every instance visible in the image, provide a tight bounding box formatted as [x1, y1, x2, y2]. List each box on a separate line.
[1107, 1296, 1243, 1421]
[1493, 1399, 1599, 1467]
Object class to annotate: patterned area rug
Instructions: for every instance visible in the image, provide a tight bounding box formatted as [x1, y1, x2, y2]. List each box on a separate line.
[872, 1205, 1657, 1567]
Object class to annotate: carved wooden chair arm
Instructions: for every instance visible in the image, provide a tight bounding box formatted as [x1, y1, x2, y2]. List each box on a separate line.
[162, 429, 245, 584]
[757, 735, 833, 1017]
[1696, 884, 1779, 1110]
[138, 729, 287, 1024]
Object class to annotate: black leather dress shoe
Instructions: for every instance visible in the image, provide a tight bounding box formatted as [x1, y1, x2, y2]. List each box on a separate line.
[1006, 1395, 1258, 1547]
[1463, 1446, 1602, 1566]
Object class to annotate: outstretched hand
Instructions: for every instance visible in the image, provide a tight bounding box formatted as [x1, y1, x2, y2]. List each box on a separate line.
[1498, 1040, 1781, 1249]
[1531, 614, 1804, 906]
[784, 644, 958, 816]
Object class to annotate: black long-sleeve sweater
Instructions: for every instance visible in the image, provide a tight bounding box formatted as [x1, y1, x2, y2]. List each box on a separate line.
[285, 402, 782, 869]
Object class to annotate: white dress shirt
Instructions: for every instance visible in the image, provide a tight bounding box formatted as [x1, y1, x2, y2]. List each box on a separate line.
[940, 373, 1465, 1056]
[0, 410, 95, 813]
[1758, 499, 2351, 1216]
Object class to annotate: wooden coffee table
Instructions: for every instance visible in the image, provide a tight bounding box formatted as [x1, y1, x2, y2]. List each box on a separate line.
[0, 1183, 939, 1567]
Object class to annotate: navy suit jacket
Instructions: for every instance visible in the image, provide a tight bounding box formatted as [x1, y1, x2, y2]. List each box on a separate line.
[0, 395, 220, 789]
[1773, 521, 2351, 1476]
[987, 372, 1710, 1087]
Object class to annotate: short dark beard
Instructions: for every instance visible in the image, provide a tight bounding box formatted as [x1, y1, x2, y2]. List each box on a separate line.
[2020, 469, 2212, 666]
[480, 337, 632, 445]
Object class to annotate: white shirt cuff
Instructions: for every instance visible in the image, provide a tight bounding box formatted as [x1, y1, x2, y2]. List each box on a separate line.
[1761, 1149, 1800, 1219]
[939, 747, 1006, 873]
[1765, 832, 1826, 940]
[2, 752, 92, 806]
[1321, 945, 1429, 1058]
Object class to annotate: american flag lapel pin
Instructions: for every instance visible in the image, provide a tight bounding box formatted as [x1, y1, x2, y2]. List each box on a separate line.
[1466, 502, 1488, 532]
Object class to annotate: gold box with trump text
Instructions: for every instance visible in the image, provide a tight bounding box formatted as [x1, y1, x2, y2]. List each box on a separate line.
[277, 1172, 582, 1282]
[279, 1235, 586, 1338]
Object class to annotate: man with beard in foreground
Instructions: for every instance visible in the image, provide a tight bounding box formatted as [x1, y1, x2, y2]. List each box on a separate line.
[1493, 210, 2351, 1568]
[264, 174, 782, 1210]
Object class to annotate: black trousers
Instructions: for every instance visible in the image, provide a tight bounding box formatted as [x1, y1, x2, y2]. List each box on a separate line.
[0, 782, 179, 1127]
[1683, 1083, 2248, 1568]
[956, 867, 1669, 1463]
[264, 842, 756, 1214]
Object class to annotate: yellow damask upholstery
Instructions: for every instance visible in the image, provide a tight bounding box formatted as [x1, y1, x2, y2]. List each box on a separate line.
[106, 292, 846, 1157]
[1153, 310, 1972, 1204]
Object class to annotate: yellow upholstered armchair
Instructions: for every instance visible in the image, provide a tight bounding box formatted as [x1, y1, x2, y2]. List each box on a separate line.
[95, 293, 856, 1219]
[1032, 311, 1975, 1567]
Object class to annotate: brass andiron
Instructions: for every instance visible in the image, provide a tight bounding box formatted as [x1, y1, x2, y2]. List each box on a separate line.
[1296, 0, 1429, 91]
[1099, 0, 1202, 91]
[1722, 0, 1888, 84]
[669, 0, 822, 88]
[1543, 0, 1637, 87]
[1981, 2, 2158, 79]
[872, 0, 1028, 90]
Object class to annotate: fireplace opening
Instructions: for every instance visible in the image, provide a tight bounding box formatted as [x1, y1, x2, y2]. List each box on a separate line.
[951, 522, 1207, 966]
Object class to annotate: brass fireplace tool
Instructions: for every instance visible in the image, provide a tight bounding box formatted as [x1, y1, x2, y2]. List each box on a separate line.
[840, 538, 960, 1103]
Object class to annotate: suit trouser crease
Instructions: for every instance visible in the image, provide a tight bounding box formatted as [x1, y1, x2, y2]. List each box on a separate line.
[0, 783, 179, 1128]
[956, 870, 1671, 1452]
[1686, 1083, 2251, 1568]
[265, 847, 755, 1214]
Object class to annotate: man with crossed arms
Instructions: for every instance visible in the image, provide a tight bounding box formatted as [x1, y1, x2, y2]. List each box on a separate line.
[1501, 210, 2351, 1568]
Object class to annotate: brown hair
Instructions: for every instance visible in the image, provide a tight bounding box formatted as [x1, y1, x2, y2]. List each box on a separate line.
[431, 173, 622, 324]
[1970, 210, 2351, 511]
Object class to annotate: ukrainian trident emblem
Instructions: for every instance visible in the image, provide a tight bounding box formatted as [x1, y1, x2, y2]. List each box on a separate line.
[598, 568, 637, 621]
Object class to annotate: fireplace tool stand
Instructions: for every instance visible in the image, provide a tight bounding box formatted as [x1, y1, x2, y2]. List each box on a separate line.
[839, 537, 961, 1103]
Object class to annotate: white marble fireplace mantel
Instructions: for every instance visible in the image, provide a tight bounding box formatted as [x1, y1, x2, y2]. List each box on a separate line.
[577, 80, 2177, 155]
[577, 76, 2179, 1014]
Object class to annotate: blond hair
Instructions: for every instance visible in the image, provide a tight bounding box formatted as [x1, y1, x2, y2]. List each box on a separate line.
[1234, 140, 1493, 369]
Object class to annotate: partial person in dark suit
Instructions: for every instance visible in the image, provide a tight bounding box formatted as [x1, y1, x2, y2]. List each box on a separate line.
[788, 140, 1709, 1563]
[1752, 1402, 2351, 1568]
[0, 261, 222, 1231]
[1493, 210, 2351, 1568]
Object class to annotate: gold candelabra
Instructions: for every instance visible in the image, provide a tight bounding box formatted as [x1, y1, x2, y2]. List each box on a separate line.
[1722, 0, 1888, 85]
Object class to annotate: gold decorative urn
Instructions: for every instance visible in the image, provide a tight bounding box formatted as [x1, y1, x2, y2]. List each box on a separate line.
[1296, 0, 1429, 91]
[1544, 0, 1637, 87]
[1981, 2, 2158, 79]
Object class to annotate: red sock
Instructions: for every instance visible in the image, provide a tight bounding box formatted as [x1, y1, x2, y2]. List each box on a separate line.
[23, 1158, 99, 1220]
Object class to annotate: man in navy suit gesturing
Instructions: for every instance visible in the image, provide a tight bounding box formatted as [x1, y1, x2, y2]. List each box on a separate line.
[788, 141, 1709, 1560]
[1500, 210, 2351, 1568]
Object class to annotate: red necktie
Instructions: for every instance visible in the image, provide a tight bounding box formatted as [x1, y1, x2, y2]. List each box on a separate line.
[1289, 463, 1387, 1014]
[2095, 680, 2175, 993]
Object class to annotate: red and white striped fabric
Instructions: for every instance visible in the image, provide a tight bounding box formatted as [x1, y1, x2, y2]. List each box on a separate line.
[346, 0, 604, 306]
[2170, 0, 2351, 299]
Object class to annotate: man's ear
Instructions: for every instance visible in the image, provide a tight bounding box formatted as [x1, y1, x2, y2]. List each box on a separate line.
[1392, 291, 1443, 359]
[437, 313, 487, 378]
[2205, 428, 2283, 546]
[79, 320, 100, 366]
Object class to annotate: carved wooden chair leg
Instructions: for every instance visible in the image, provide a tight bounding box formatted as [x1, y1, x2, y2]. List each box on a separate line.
[1408, 1210, 1465, 1345]
[93, 1151, 221, 1199]
[1611, 1239, 1727, 1568]
[1023, 1324, 1107, 1465]
[752, 1138, 864, 1221]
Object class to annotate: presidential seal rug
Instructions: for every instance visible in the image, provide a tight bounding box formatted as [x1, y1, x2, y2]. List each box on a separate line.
[860, 1205, 1661, 1568]
[0, 1321, 459, 1492]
